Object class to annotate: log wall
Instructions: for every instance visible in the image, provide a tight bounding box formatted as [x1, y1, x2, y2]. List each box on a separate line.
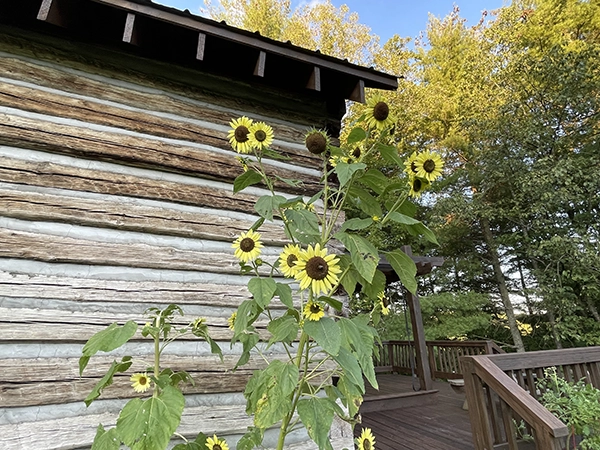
[0, 26, 352, 449]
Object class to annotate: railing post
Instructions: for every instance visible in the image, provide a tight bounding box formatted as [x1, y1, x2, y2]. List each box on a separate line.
[462, 357, 494, 450]
[427, 342, 436, 380]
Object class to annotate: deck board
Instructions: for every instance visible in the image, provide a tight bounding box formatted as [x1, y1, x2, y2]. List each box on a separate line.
[356, 374, 475, 450]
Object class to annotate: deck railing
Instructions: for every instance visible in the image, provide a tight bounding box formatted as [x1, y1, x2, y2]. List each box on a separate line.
[375, 340, 503, 379]
[461, 346, 600, 450]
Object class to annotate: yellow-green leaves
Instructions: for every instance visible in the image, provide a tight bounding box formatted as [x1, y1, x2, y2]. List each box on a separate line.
[384, 249, 417, 295]
[304, 317, 341, 356]
[79, 321, 137, 375]
[84, 357, 133, 407]
[297, 397, 337, 450]
[335, 231, 379, 283]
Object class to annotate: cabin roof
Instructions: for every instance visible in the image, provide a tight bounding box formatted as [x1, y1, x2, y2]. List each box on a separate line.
[6, 0, 398, 105]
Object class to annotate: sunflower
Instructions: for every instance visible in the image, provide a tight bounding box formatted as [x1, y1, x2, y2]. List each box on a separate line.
[303, 299, 325, 321]
[356, 428, 376, 450]
[227, 311, 236, 330]
[205, 434, 229, 450]
[377, 292, 390, 315]
[408, 176, 430, 198]
[227, 116, 253, 154]
[414, 150, 444, 182]
[364, 93, 394, 131]
[248, 121, 274, 151]
[278, 244, 302, 278]
[403, 152, 420, 177]
[294, 243, 342, 295]
[305, 128, 330, 155]
[130, 373, 151, 393]
[232, 230, 263, 263]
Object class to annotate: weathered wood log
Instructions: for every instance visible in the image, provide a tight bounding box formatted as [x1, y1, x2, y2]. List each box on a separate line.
[0, 185, 288, 244]
[0, 111, 321, 195]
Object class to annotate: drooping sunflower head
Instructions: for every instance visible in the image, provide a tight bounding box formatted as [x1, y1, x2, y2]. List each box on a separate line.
[227, 116, 253, 154]
[305, 128, 330, 155]
[130, 372, 152, 393]
[364, 93, 394, 131]
[356, 428, 376, 450]
[414, 150, 444, 182]
[408, 176, 430, 198]
[303, 299, 325, 321]
[248, 121, 274, 151]
[232, 229, 263, 263]
[294, 243, 342, 296]
[205, 434, 229, 450]
[403, 152, 420, 177]
[278, 244, 302, 278]
[227, 311, 236, 331]
[377, 292, 390, 315]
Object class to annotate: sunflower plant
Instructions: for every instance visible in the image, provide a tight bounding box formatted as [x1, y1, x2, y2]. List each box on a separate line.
[78, 304, 225, 450]
[226, 94, 444, 450]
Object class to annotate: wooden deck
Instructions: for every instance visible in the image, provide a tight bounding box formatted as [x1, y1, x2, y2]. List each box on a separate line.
[355, 374, 475, 450]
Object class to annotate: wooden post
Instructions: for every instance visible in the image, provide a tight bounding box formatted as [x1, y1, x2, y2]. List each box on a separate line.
[462, 357, 495, 450]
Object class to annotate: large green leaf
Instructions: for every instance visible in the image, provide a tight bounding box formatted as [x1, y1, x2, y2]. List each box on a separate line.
[85, 357, 132, 406]
[116, 385, 185, 450]
[284, 209, 321, 244]
[248, 277, 277, 309]
[297, 397, 335, 450]
[386, 212, 439, 245]
[255, 195, 287, 221]
[384, 249, 417, 294]
[356, 168, 388, 195]
[377, 142, 403, 166]
[267, 315, 298, 346]
[275, 282, 294, 308]
[80, 321, 138, 375]
[233, 169, 263, 193]
[172, 432, 207, 450]
[334, 232, 379, 284]
[360, 269, 387, 300]
[236, 427, 264, 450]
[335, 162, 367, 188]
[336, 375, 364, 418]
[91, 424, 121, 450]
[333, 347, 364, 393]
[346, 126, 367, 145]
[347, 186, 382, 218]
[386, 211, 420, 225]
[337, 255, 358, 296]
[340, 217, 373, 232]
[304, 317, 341, 356]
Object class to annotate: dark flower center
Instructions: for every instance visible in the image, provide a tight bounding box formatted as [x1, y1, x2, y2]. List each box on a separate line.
[423, 159, 436, 173]
[234, 125, 250, 143]
[254, 129, 267, 142]
[352, 148, 361, 158]
[286, 254, 298, 268]
[240, 237, 255, 252]
[413, 178, 422, 191]
[373, 101, 389, 121]
[363, 439, 372, 450]
[410, 161, 418, 173]
[306, 256, 328, 280]
[213, 445, 222, 450]
[305, 132, 327, 154]
[139, 376, 148, 385]
[310, 303, 322, 314]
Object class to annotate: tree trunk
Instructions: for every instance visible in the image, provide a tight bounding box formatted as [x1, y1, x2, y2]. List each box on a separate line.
[480, 217, 525, 352]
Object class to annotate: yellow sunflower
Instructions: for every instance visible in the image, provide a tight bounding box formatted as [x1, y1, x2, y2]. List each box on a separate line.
[305, 128, 330, 155]
[403, 152, 420, 177]
[130, 373, 151, 393]
[248, 121, 274, 151]
[227, 116, 253, 154]
[356, 428, 376, 450]
[278, 244, 302, 278]
[414, 150, 444, 182]
[294, 243, 342, 296]
[227, 311, 236, 330]
[364, 93, 394, 131]
[232, 230, 263, 263]
[304, 299, 325, 321]
[205, 434, 229, 450]
[408, 176, 430, 198]
[377, 292, 390, 315]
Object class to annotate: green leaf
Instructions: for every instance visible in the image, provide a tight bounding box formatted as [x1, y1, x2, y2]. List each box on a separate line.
[91, 424, 121, 450]
[346, 126, 367, 145]
[85, 357, 133, 407]
[377, 142, 403, 166]
[304, 317, 341, 356]
[338, 318, 364, 354]
[116, 385, 185, 450]
[384, 249, 417, 294]
[334, 232, 379, 284]
[255, 195, 287, 221]
[262, 147, 290, 161]
[233, 169, 263, 193]
[248, 277, 277, 309]
[267, 315, 298, 346]
[297, 397, 335, 450]
[275, 283, 294, 308]
[337, 255, 358, 296]
[336, 375, 363, 418]
[340, 217, 373, 232]
[386, 211, 420, 225]
[335, 162, 367, 188]
[387, 212, 438, 245]
[347, 186, 382, 218]
[360, 270, 386, 300]
[319, 296, 343, 312]
[411, 222, 440, 245]
[235, 332, 260, 369]
[333, 347, 365, 393]
[80, 321, 138, 375]
[284, 209, 321, 244]
[172, 432, 207, 450]
[356, 168, 389, 195]
[236, 427, 264, 450]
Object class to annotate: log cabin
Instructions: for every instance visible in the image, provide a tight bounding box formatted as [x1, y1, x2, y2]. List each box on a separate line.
[0, 0, 398, 448]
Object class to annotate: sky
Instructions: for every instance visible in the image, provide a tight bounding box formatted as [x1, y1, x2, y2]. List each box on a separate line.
[154, 0, 509, 43]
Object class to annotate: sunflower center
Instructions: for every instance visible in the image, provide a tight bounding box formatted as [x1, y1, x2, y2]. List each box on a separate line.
[423, 159, 436, 173]
[212, 445, 222, 450]
[352, 147, 361, 158]
[410, 161, 418, 173]
[363, 439, 372, 450]
[306, 256, 328, 280]
[413, 178, 422, 191]
[254, 129, 267, 142]
[286, 254, 298, 268]
[240, 237, 255, 252]
[373, 101, 389, 121]
[234, 125, 250, 143]
[139, 376, 148, 386]
[306, 133, 327, 154]
[310, 303, 322, 314]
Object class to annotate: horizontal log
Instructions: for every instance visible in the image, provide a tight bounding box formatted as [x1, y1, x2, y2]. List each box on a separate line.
[0, 185, 288, 244]
[0, 110, 321, 195]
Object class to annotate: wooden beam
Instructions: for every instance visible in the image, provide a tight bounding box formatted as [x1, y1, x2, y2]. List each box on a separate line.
[254, 50, 266, 77]
[122, 12, 139, 45]
[196, 32, 206, 60]
[349, 79, 365, 103]
[307, 66, 321, 91]
[37, 0, 70, 27]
